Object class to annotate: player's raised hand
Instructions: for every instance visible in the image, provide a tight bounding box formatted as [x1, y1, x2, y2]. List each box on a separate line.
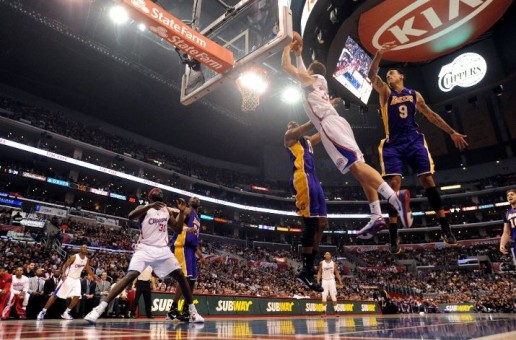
[378, 41, 397, 55]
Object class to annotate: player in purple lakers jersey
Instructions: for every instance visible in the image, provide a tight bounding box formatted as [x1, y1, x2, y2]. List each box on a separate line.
[168, 196, 204, 320]
[500, 189, 516, 258]
[285, 120, 326, 292]
[369, 42, 468, 254]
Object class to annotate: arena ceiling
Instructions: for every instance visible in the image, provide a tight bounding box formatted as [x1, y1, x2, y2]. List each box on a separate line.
[0, 0, 514, 167]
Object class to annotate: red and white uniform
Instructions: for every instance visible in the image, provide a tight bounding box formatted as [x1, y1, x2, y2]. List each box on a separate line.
[1, 275, 29, 319]
[55, 254, 87, 299]
[138, 206, 170, 247]
[0, 272, 12, 316]
[320, 260, 337, 302]
[128, 206, 181, 278]
[302, 74, 364, 174]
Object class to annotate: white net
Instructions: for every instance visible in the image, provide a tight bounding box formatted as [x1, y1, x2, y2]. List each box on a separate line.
[236, 68, 268, 112]
[237, 85, 261, 112]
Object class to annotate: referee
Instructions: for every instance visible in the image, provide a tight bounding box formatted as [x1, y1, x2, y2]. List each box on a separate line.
[129, 266, 154, 318]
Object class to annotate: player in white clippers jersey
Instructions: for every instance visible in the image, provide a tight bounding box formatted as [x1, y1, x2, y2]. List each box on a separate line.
[1, 267, 29, 319]
[317, 252, 343, 316]
[282, 34, 413, 237]
[85, 188, 204, 324]
[37, 244, 99, 320]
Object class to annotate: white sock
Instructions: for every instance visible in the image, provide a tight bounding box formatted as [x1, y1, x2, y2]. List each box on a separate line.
[42, 308, 47, 313]
[369, 201, 382, 217]
[189, 304, 197, 313]
[65, 308, 71, 313]
[377, 182, 396, 200]
[99, 301, 108, 310]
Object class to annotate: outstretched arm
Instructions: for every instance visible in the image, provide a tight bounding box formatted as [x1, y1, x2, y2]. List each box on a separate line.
[415, 92, 468, 150]
[128, 202, 165, 220]
[282, 45, 314, 87]
[284, 121, 314, 147]
[308, 132, 321, 146]
[368, 42, 395, 103]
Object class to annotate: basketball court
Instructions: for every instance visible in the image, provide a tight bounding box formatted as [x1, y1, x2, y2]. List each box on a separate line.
[2, 314, 516, 339]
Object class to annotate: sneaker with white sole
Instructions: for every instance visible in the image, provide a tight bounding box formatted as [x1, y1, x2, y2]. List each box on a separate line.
[84, 304, 105, 324]
[188, 306, 204, 323]
[189, 311, 204, 323]
[36, 310, 46, 321]
[357, 216, 386, 236]
[396, 190, 413, 229]
[61, 312, 73, 320]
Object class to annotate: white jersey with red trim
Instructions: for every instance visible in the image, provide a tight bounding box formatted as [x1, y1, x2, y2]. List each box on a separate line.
[10, 275, 29, 294]
[321, 260, 335, 281]
[302, 74, 339, 130]
[66, 254, 88, 279]
[138, 206, 170, 247]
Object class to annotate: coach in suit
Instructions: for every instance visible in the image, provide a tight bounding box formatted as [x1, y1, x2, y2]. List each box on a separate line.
[79, 274, 96, 316]
[26, 268, 47, 319]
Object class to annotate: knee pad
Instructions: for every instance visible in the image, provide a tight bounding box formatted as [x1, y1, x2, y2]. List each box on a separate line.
[426, 187, 443, 212]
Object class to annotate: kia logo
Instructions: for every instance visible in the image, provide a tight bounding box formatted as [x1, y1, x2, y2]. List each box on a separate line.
[358, 0, 511, 62]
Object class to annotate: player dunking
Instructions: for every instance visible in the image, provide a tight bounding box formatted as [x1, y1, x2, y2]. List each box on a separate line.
[316, 252, 343, 316]
[84, 188, 204, 323]
[285, 120, 326, 292]
[500, 188, 516, 261]
[37, 244, 99, 320]
[282, 33, 413, 235]
[368, 42, 468, 254]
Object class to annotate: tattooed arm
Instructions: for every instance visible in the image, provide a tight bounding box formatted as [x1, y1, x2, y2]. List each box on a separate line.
[415, 91, 468, 150]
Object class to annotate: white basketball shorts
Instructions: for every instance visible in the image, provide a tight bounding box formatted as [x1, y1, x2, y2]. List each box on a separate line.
[128, 243, 181, 278]
[319, 115, 364, 174]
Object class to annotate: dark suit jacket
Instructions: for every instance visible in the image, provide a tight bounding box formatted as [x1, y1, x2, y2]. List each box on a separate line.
[81, 279, 97, 297]
[43, 276, 60, 296]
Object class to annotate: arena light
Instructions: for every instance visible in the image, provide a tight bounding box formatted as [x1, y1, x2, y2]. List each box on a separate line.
[109, 6, 129, 25]
[237, 71, 268, 94]
[137, 23, 146, 32]
[441, 184, 461, 191]
[281, 87, 302, 104]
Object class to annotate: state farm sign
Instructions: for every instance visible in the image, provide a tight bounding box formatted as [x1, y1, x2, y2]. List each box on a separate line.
[438, 52, 486, 92]
[358, 0, 511, 62]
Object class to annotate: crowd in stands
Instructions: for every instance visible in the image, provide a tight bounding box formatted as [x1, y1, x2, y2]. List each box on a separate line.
[1, 225, 516, 320]
[1, 94, 516, 319]
[2, 93, 515, 206]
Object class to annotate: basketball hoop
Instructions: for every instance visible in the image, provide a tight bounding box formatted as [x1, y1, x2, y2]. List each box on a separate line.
[235, 67, 268, 112]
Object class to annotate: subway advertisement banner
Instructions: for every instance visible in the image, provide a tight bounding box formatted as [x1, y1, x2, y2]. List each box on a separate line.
[439, 304, 475, 313]
[140, 293, 380, 316]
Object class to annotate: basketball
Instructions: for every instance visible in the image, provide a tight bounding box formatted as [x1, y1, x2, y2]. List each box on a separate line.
[292, 31, 303, 47]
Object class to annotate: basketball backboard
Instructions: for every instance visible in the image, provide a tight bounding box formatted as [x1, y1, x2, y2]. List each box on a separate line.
[180, 0, 293, 105]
